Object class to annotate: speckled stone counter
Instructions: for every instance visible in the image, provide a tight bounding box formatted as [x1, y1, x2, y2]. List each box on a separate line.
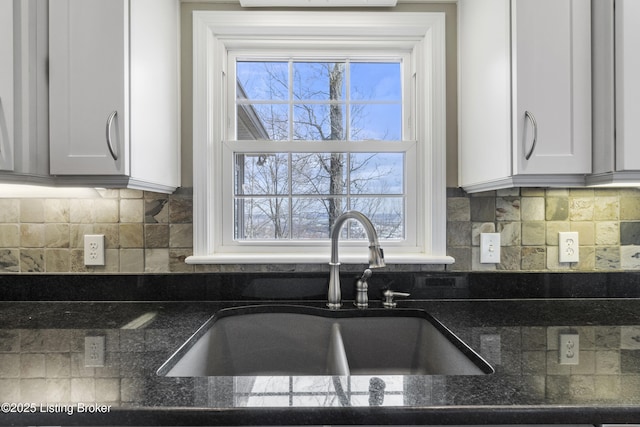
[1, 272, 640, 425]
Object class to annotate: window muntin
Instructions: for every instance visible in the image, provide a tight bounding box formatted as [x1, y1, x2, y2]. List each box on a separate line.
[231, 57, 410, 244]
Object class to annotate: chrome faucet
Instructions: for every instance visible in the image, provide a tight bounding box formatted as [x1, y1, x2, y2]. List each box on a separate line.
[327, 211, 385, 309]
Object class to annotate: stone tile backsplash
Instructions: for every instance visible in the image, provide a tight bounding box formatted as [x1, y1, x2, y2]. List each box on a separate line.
[447, 187, 640, 271]
[2, 186, 640, 273]
[0, 188, 193, 273]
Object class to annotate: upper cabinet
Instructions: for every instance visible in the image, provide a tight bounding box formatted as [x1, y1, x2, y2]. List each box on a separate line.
[590, 0, 640, 185]
[0, 0, 15, 172]
[49, 0, 180, 193]
[458, 0, 591, 193]
[0, 0, 51, 184]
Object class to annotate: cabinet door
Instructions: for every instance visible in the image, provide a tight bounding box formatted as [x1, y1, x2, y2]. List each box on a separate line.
[512, 0, 591, 175]
[616, 0, 640, 171]
[49, 0, 128, 175]
[0, 0, 14, 171]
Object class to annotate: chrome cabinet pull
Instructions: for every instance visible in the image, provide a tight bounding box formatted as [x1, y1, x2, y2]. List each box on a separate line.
[524, 110, 538, 160]
[106, 110, 118, 161]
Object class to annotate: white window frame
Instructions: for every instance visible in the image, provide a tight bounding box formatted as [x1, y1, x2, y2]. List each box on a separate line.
[187, 10, 453, 265]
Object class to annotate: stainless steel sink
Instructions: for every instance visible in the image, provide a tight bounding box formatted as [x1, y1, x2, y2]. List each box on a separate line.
[157, 305, 493, 377]
[337, 316, 488, 375]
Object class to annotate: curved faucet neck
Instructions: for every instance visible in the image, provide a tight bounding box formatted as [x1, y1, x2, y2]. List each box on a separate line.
[330, 211, 381, 265]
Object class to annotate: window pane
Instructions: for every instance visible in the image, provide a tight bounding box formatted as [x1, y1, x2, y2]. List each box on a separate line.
[235, 153, 289, 195]
[293, 62, 345, 101]
[350, 62, 401, 101]
[350, 153, 403, 195]
[293, 103, 345, 141]
[350, 197, 404, 239]
[350, 104, 402, 141]
[235, 198, 289, 240]
[291, 198, 337, 239]
[237, 61, 288, 100]
[237, 104, 289, 140]
[291, 153, 347, 195]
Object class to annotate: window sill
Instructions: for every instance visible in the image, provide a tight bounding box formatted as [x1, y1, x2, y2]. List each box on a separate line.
[185, 253, 455, 265]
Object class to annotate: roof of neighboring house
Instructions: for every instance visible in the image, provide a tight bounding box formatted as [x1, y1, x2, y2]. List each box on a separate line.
[236, 82, 271, 140]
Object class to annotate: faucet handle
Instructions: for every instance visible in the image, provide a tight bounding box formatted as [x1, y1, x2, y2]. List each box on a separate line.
[359, 269, 372, 282]
[382, 289, 410, 308]
[354, 269, 373, 309]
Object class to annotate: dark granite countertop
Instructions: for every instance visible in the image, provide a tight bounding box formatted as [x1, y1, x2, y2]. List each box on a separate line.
[1, 272, 640, 426]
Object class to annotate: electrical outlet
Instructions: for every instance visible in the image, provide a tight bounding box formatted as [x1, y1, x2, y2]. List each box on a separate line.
[559, 333, 579, 365]
[84, 234, 105, 266]
[480, 233, 501, 263]
[84, 336, 105, 367]
[559, 232, 579, 263]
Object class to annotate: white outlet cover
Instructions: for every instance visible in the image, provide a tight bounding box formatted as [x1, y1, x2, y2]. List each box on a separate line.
[84, 336, 106, 367]
[558, 333, 579, 365]
[559, 231, 579, 263]
[84, 234, 105, 266]
[480, 233, 501, 263]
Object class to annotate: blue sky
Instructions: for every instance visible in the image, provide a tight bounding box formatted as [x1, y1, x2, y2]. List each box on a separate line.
[236, 60, 403, 141]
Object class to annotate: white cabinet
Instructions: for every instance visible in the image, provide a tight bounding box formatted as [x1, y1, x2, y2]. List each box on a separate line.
[0, 0, 14, 172]
[458, 0, 591, 193]
[0, 0, 51, 184]
[49, 0, 180, 193]
[590, 0, 640, 185]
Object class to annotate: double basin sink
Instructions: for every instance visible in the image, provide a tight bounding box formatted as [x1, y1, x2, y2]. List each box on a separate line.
[158, 305, 493, 377]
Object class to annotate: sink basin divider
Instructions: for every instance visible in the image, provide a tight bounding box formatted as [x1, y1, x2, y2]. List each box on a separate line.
[327, 322, 351, 376]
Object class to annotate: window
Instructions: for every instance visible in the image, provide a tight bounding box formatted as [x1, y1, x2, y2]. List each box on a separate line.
[231, 57, 409, 242]
[188, 11, 452, 265]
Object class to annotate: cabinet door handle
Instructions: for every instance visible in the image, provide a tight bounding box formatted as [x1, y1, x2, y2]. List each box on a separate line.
[106, 110, 119, 161]
[524, 111, 538, 160]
